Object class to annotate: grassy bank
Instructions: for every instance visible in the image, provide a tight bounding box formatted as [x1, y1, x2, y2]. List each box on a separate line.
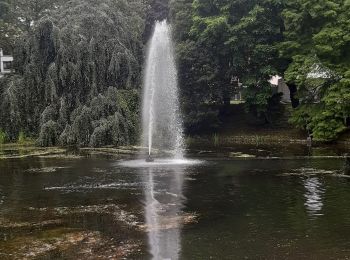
[1, 103, 348, 159]
[188, 104, 350, 147]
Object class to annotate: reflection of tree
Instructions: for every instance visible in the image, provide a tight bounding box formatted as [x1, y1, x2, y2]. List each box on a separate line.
[304, 177, 324, 217]
[1, 158, 42, 213]
[142, 166, 185, 260]
[344, 156, 350, 175]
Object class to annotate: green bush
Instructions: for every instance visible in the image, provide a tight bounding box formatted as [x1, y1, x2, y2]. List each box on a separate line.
[309, 113, 347, 142]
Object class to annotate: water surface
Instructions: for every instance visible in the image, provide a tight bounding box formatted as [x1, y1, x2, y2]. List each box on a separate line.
[1, 152, 350, 259]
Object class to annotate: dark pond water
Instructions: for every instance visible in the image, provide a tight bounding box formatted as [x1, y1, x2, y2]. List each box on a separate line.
[1, 149, 350, 259]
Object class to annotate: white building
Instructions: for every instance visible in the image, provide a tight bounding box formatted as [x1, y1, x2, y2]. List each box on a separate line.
[231, 75, 292, 103]
[269, 75, 291, 103]
[0, 48, 13, 78]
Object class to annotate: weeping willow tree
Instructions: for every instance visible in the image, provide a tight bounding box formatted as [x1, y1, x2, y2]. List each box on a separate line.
[0, 0, 146, 147]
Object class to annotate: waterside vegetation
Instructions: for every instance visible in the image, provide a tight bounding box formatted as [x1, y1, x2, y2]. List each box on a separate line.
[0, 0, 349, 147]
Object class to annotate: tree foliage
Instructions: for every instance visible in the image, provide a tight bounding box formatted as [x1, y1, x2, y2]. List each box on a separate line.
[0, 0, 146, 146]
[171, 0, 349, 140]
[281, 0, 350, 141]
[1, 0, 349, 144]
[170, 0, 285, 132]
[170, 0, 221, 132]
[0, 0, 67, 52]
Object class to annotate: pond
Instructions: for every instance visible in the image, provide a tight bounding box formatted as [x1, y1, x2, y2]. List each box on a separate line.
[1, 147, 350, 259]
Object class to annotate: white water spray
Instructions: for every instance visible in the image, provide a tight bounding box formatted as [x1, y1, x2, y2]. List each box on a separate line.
[142, 20, 183, 158]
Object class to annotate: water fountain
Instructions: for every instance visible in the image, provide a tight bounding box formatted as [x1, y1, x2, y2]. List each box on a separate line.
[119, 20, 201, 260]
[142, 20, 183, 161]
[141, 20, 184, 260]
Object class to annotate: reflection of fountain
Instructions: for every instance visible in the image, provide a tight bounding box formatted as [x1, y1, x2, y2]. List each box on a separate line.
[143, 167, 184, 260]
[142, 20, 183, 159]
[119, 159, 200, 259]
[303, 177, 324, 217]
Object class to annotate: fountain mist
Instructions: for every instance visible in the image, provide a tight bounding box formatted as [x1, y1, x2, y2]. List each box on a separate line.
[142, 20, 183, 158]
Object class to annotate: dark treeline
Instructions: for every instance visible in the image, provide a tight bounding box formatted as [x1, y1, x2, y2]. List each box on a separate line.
[170, 0, 350, 141]
[0, 0, 349, 145]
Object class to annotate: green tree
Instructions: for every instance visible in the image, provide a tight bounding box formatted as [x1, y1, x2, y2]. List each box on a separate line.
[0, 0, 66, 52]
[280, 0, 350, 141]
[144, 0, 170, 41]
[0, 0, 146, 146]
[171, 0, 285, 131]
[170, 0, 222, 133]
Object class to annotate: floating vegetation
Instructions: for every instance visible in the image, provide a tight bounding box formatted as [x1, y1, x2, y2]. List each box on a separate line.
[80, 147, 140, 156]
[0, 147, 67, 159]
[92, 168, 107, 174]
[229, 152, 256, 158]
[28, 204, 141, 229]
[25, 167, 69, 174]
[0, 218, 64, 234]
[0, 229, 141, 260]
[44, 181, 143, 192]
[139, 212, 199, 232]
[279, 167, 340, 177]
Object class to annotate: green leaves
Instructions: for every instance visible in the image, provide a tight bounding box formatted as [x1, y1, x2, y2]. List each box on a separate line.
[0, 0, 146, 146]
[280, 0, 350, 141]
[309, 113, 346, 141]
[175, 0, 284, 112]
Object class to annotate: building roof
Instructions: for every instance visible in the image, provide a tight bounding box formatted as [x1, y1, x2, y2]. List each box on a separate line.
[307, 63, 334, 79]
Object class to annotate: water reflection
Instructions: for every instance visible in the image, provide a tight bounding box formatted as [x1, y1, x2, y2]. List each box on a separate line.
[0, 188, 4, 206]
[344, 156, 350, 175]
[142, 166, 185, 260]
[303, 177, 325, 217]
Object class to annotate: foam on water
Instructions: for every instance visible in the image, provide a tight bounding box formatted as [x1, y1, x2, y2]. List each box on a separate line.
[118, 158, 202, 168]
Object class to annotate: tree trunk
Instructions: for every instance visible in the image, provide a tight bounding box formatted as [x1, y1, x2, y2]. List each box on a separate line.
[288, 83, 299, 108]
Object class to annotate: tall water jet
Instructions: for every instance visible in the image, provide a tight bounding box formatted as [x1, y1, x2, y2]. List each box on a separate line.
[142, 20, 183, 159]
